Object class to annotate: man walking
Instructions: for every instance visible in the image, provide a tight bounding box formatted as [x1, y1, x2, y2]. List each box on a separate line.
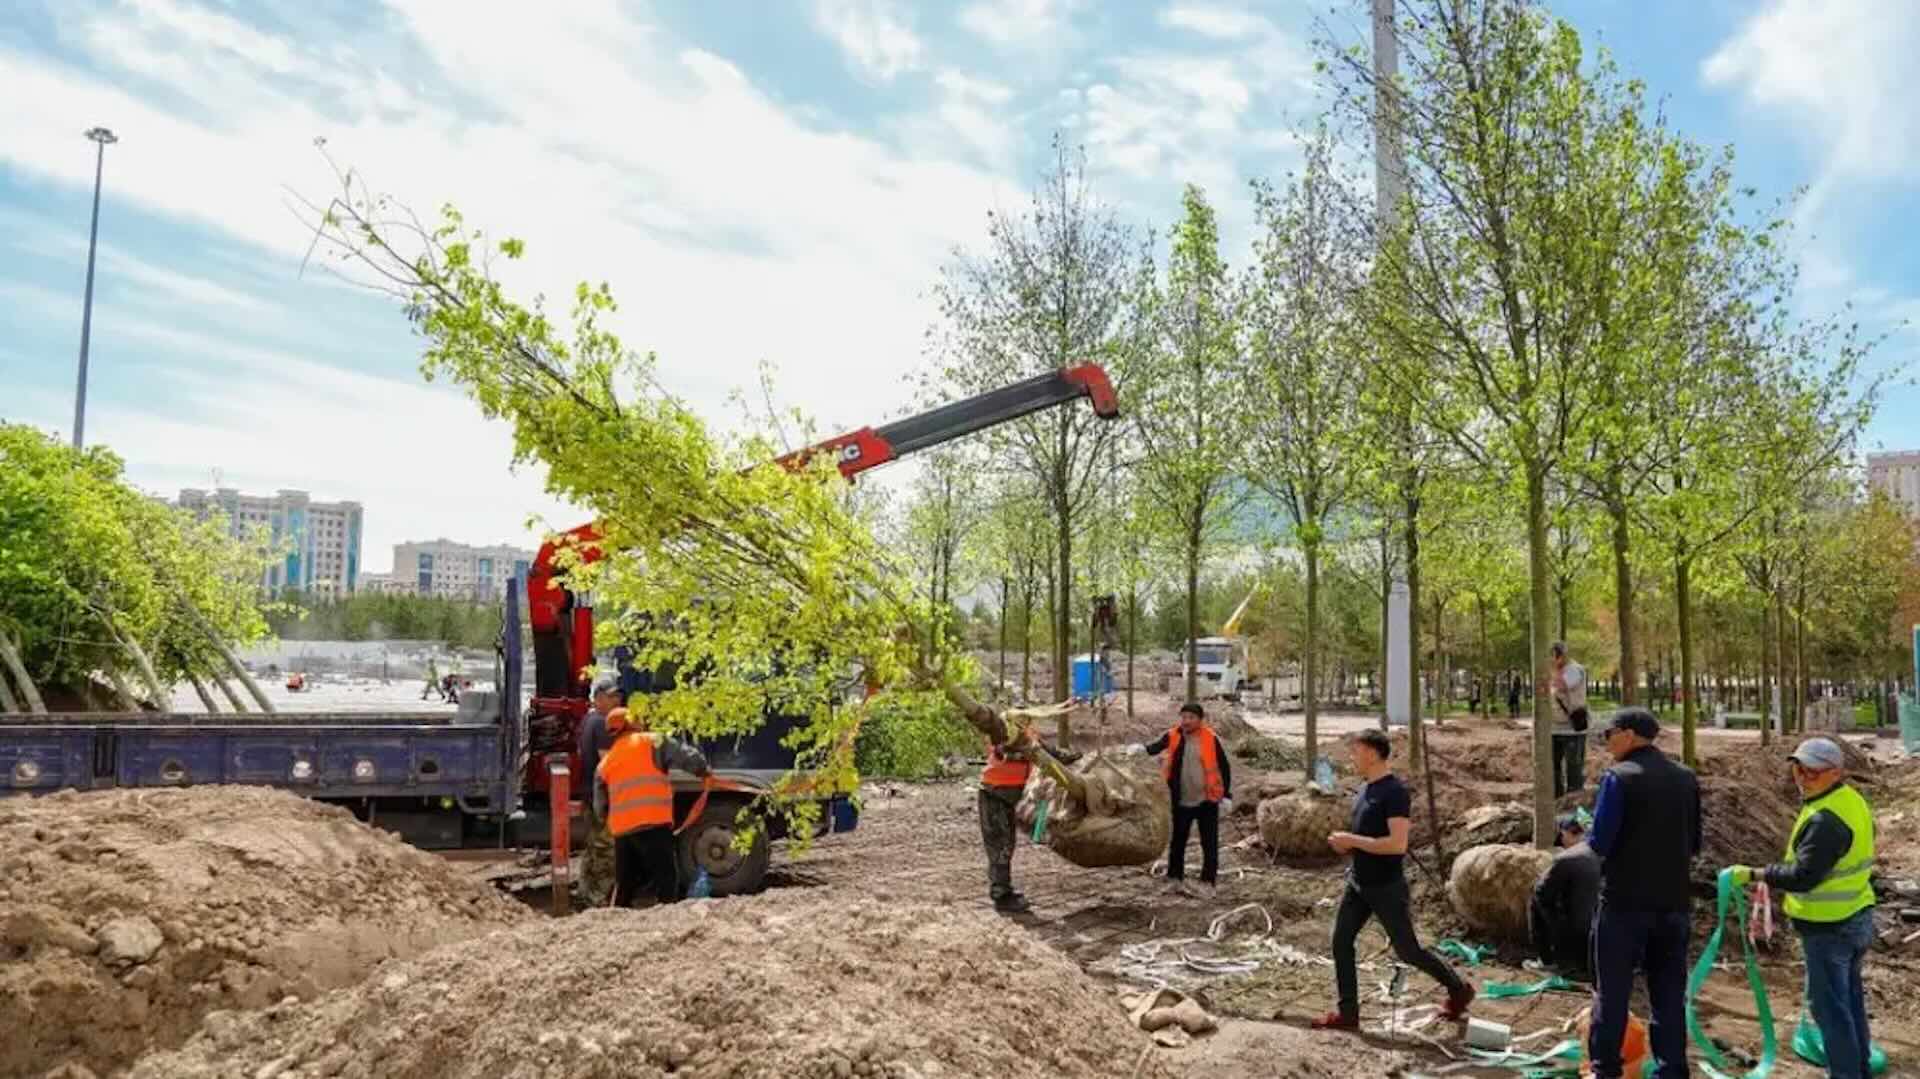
[1728, 738, 1876, 1079]
[577, 674, 623, 906]
[1550, 641, 1590, 796]
[1313, 729, 1475, 1031]
[1587, 709, 1701, 1079]
[593, 706, 712, 906]
[1143, 702, 1234, 897]
[1529, 813, 1600, 980]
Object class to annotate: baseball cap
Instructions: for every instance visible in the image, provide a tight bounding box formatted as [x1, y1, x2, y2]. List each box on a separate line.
[590, 673, 621, 696]
[1787, 737, 1846, 770]
[1598, 708, 1660, 740]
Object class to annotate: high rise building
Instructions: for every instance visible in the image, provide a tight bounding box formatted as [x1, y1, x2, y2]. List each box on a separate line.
[1867, 451, 1920, 521]
[176, 488, 363, 597]
[391, 539, 536, 602]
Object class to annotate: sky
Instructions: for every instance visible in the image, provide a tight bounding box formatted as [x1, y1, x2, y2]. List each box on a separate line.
[2, 0, 1916, 575]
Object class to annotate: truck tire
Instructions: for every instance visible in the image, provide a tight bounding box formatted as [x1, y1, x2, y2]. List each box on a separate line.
[676, 798, 770, 896]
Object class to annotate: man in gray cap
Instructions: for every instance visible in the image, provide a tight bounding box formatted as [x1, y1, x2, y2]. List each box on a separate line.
[577, 674, 623, 906]
[1585, 708, 1700, 1079]
[1729, 737, 1877, 1079]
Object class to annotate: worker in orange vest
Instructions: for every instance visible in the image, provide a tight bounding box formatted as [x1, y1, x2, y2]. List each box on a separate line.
[1141, 702, 1233, 896]
[592, 706, 713, 907]
[978, 724, 1080, 915]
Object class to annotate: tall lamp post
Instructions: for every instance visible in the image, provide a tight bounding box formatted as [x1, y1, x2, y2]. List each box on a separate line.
[73, 125, 118, 450]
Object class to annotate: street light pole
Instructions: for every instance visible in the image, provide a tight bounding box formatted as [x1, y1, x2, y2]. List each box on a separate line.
[74, 125, 118, 450]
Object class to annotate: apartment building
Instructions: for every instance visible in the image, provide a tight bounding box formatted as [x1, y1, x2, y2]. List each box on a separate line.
[177, 487, 363, 597]
[1868, 450, 1920, 521]
[392, 539, 535, 602]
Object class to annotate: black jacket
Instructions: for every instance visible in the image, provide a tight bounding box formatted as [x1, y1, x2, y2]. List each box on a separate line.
[1533, 841, 1601, 942]
[1593, 745, 1700, 913]
[1143, 727, 1233, 805]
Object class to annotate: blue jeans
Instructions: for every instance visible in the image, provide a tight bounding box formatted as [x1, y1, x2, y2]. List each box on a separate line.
[1590, 905, 1690, 1078]
[1801, 909, 1874, 1079]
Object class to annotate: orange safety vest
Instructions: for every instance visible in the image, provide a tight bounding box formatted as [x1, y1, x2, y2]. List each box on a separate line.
[980, 739, 1032, 789]
[598, 731, 674, 836]
[1162, 726, 1225, 802]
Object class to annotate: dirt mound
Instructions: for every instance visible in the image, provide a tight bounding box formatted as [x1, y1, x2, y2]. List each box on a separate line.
[0, 787, 528, 1078]
[1448, 843, 1553, 939]
[132, 893, 1166, 1079]
[1019, 751, 1170, 867]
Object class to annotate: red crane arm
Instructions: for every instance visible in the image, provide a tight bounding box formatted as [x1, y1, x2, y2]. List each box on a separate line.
[523, 363, 1118, 700]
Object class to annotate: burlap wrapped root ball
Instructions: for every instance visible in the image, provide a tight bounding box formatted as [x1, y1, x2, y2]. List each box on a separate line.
[1256, 790, 1350, 858]
[1448, 843, 1554, 939]
[1018, 752, 1171, 868]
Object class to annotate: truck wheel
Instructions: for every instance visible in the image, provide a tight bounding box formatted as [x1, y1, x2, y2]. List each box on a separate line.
[676, 799, 770, 896]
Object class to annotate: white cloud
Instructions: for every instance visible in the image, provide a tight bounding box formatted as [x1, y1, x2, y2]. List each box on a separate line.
[935, 70, 1015, 106]
[1702, 0, 1920, 187]
[957, 0, 1087, 48]
[0, 208, 276, 314]
[1158, 4, 1274, 41]
[810, 0, 924, 81]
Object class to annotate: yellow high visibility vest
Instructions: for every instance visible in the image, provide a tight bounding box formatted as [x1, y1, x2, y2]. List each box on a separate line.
[1780, 783, 1875, 923]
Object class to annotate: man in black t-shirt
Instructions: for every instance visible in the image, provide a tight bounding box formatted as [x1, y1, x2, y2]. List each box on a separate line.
[1312, 729, 1475, 1031]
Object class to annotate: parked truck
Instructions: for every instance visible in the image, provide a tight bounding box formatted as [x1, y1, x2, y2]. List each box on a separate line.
[0, 365, 1120, 897]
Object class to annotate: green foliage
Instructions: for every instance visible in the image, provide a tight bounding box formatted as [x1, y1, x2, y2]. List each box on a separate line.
[854, 682, 982, 779]
[0, 423, 272, 698]
[265, 591, 507, 649]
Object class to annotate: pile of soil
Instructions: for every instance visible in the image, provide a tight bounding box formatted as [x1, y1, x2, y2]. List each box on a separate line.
[1692, 748, 1804, 878]
[132, 893, 1167, 1079]
[0, 787, 529, 1078]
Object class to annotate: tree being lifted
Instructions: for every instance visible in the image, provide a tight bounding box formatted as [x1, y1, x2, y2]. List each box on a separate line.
[295, 159, 1162, 855]
[0, 425, 275, 715]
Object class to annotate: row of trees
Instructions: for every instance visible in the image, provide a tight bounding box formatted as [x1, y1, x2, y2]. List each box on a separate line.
[266, 590, 506, 650]
[0, 423, 277, 713]
[898, 0, 1910, 843]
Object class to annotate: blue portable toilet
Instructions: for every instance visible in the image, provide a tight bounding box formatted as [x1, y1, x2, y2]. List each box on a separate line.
[1071, 653, 1113, 699]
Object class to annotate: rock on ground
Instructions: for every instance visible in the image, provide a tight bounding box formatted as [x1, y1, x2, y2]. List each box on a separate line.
[0, 786, 529, 1078]
[1447, 843, 1554, 940]
[132, 891, 1168, 1079]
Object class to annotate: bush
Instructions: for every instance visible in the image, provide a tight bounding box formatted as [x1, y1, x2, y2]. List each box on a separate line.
[855, 685, 981, 780]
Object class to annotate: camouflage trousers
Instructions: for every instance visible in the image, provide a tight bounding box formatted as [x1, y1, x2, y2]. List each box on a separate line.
[580, 807, 615, 907]
[977, 785, 1022, 898]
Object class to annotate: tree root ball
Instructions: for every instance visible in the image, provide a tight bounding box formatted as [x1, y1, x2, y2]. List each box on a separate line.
[1256, 790, 1350, 858]
[1019, 752, 1171, 868]
[1448, 843, 1554, 939]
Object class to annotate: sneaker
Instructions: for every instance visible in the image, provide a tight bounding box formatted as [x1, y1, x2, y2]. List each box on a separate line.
[992, 891, 1031, 914]
[1438, 984, 1477, 1022]
[1164, 880, 1196, 898]
[1310, 1010, 1360, 1031]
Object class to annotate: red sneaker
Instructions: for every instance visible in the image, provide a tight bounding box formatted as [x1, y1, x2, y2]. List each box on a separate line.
[1310, 1010, 1360, 1031]
[1438, 985, 1477, 1021]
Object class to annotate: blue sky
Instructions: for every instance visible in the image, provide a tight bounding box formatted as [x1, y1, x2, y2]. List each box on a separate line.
[1, 0, 1914, 573]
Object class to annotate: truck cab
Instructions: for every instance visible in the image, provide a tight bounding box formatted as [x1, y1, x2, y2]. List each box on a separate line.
[1180, 636, 1247, 700]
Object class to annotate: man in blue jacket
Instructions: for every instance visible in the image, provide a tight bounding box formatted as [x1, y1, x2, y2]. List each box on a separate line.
[1586, 708, 1701, 1079]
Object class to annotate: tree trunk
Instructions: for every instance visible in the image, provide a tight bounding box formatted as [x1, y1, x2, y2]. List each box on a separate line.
[1304, 536, 1321, 769]
[1478, 593, 1490, 719]
[1405, 482, 1424, 771]
[1054, 481, 1072, 706]
[1775, 586, 1793, 736]
[1379, 526, 1391, 729]
[0, 664, 21, 713]
[187, 672, 222, 714]
[1432, 593, 1446, 724]
[1126, 589, 1137, 720]
[214, 675, 250, 714]
[1020, 576, 1034, 703]
[1557, 578, 1570, 645]
[183, 603, 275, 713]
[1758, 587, 1774, 747]
[1609, 490, 1638, 706]
[1524, 465, 1557, 849]
[105, 667, 141, 711]
[1676, 555, 1698, 766]
[0, 631, 47, 714]
[1794, 577, 1808, 735]
[110, 628, 170, 710]
[996, 575, 1009, 704]
[1184, 519, 1201, 705]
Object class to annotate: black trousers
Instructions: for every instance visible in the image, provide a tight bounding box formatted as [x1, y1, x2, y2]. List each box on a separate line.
[1332, 877, 1466, 1017]
[1552, 729, 1588, 797]
[1168, 802, 1220, 884]
[1528, 893, 1592, 980]
[1589, 906, 1690, 1078]
[612, 825, 680, 907]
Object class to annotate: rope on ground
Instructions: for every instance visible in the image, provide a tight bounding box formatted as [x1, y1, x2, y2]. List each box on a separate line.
[1090, 904, 1330, 991]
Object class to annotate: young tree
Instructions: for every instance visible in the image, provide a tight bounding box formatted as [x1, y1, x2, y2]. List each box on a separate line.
[1243, 130, 1369, 765]
[1124, 185, 1248, 704]
[925, 138, 1137, 705]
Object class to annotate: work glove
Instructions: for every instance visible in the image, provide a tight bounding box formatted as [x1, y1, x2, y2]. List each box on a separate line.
[1727, 865, 1755, 888]
[1219, 798, 1234, 815]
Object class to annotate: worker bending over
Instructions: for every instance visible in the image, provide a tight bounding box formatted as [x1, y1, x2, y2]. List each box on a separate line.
[1141, 702, 1233, 896]
[593, 706, 712, 907]
[1729, 737, 1877, 1079]
[1528, 813, 1599, 980]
